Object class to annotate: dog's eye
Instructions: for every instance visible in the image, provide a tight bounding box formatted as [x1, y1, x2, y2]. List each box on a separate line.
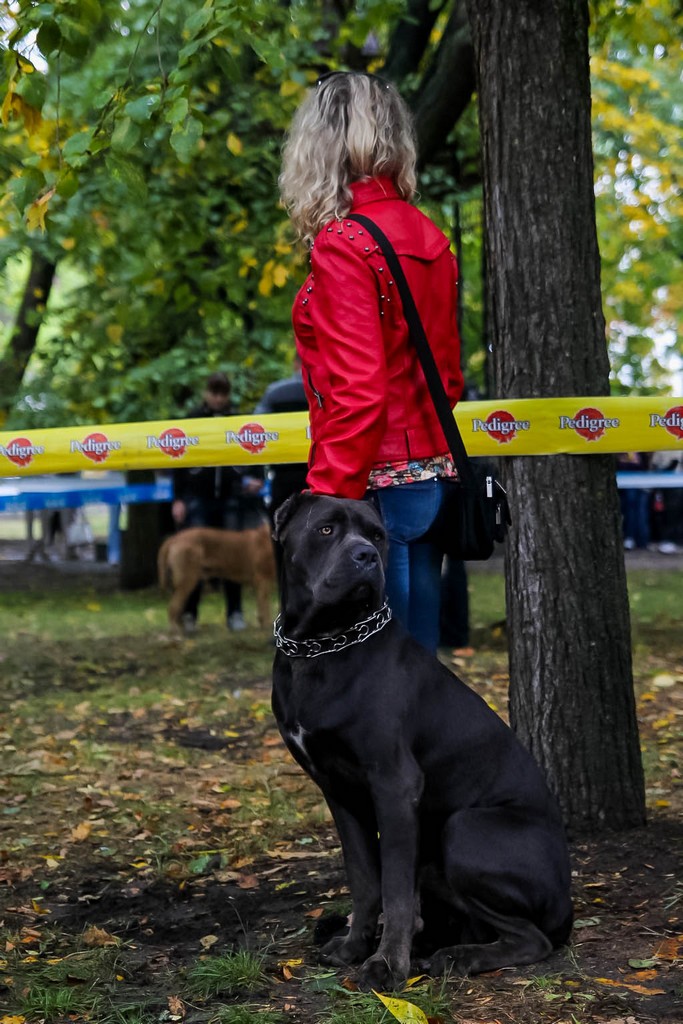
[373, 531, 384, 543]
[319, 525, 333, 536]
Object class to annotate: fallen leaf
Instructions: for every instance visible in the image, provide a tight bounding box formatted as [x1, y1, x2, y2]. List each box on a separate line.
[237, 873, 259, 889]
[71, 821, 92, 842]
[625, 968, 660, 980]
[374, 991, 430, 1023]
[594, 977, 666, 996]
[167, 995, 185, 1018]
[652, 673, 676, 688]
[199, 934, 219, 950]
[305, 908, 324, 919]
[654, 934, 683, 961]
[83, 926, 120, 947]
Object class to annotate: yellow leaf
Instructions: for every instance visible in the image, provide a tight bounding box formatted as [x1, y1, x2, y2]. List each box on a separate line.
[280, 80, 303, 98]
[1, 1015, 27, 1024]
[26, 188, 55, 233]
[226, 132, 243, 155]
[106, 324, 124, 344]
[258, 260, 274, 297]
[594, 976, 666, 996]
[199, 934, 218, 950]
[83, 925, 120, 947]
[71, 821, 92, 842]
[273, 263, 288, 288]
[373, 991, 430, 1023]
[654, 934, 683, 961]
[61, 237, 76, 250]
[86, 602, 102, 612]
[30, 899, 51, 916]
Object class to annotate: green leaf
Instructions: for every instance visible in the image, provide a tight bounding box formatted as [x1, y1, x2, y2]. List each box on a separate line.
[164, 96, 189, 126]
[185, 8, 214, 37]
[170, 116, 203, 163]
[124, 94, 161, 123]
[105, 154, 149, 202]
[111, 116, 142, 154]
[58, 14, 92, 57]
[15, 69, 48, 110]
[62, 129, 94, 165]
[56, 169, 79, 199]
[8, 168, 45, 210]
[36, 19, 61, 55]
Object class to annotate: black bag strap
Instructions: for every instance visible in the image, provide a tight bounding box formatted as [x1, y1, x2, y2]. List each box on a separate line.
[346, 213, 476, 487]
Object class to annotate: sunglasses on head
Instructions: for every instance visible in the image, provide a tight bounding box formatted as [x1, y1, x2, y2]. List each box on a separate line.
[315, 70, 389, 89]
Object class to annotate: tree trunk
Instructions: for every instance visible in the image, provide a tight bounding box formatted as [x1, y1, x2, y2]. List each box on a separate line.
[413, 3, 476, 166]
[0, 250, 57, 418]
[119, 473, 165, 590]
[465, 0, 645, 831]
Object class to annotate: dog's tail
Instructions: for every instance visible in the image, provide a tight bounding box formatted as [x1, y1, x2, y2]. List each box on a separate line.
[157, 536, 173, 591]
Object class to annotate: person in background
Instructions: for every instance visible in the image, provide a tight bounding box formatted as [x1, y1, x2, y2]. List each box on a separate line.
[650, 449, 683, 554]
[279, 71, 463, 652]
[255, 354, 309, 517]
[172, 371, 263, 633]
[439, 557, 473, 660]
[616, 452, 650, 551]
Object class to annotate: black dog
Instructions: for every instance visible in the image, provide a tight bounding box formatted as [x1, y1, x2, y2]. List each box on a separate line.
[271, 493, 572, 991]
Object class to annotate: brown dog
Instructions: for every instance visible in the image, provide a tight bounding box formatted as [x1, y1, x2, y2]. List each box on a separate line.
[158, 522, 276, 635]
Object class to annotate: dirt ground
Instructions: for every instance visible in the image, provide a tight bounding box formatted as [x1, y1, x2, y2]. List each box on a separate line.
[0, 547, 681, 1023]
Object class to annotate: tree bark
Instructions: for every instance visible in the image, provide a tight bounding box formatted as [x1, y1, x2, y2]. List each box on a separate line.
[465, 0, 645, 831]
[0, 250, 57, 418]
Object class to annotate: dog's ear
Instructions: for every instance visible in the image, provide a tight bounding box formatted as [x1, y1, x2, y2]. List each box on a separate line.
[273, 492, 308, 543]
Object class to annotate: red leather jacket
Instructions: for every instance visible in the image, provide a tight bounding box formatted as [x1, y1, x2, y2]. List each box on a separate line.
[293, 177, 463, 499]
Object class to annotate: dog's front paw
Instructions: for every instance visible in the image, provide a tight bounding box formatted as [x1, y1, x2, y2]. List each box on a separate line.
[320, 934, 371, 967]
[358, 952, 409, 992]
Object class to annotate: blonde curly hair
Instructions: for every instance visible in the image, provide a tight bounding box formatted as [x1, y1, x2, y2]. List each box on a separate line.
[279, 72, 417, 245]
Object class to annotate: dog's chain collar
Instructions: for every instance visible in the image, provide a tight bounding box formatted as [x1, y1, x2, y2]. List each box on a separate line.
[274, 602, 392, 658]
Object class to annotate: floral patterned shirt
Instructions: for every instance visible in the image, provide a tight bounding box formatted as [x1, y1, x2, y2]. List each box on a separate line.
[369, 455, 457, 489]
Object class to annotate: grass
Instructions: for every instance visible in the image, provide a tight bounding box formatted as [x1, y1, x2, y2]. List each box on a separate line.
[0, 564, 680, 1024]
[186, 949, 268, 998]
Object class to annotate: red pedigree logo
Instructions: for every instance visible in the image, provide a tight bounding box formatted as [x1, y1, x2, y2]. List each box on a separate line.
[649, 406, 683, 442]
[225, 422, 279, 454]
[471, 410, 530, 444]
[146, 427, 199, 459]
[70, 432, 121, 463]
[558, 407, 619, 441]
[0, 437, 45, 468]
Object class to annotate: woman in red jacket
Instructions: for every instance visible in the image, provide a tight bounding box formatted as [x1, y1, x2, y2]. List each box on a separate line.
[279, 71, 464, 652]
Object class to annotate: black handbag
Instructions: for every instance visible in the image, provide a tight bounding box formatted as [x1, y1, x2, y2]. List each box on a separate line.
[348, 214, 511, 561]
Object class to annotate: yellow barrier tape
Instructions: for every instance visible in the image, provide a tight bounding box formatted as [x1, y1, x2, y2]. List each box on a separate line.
[1, 397, 682, 478]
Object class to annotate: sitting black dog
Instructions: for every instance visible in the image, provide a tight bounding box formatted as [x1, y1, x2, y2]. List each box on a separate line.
[271, 493, 572, 991]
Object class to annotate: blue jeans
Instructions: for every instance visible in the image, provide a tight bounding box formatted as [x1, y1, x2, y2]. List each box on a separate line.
[372, 479, 445, 653]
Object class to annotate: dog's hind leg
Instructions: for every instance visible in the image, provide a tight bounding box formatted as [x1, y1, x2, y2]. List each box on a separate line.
[419, 807, 572, 976]
[422, 907, 553, 976]
[168, 569, 202, 633]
